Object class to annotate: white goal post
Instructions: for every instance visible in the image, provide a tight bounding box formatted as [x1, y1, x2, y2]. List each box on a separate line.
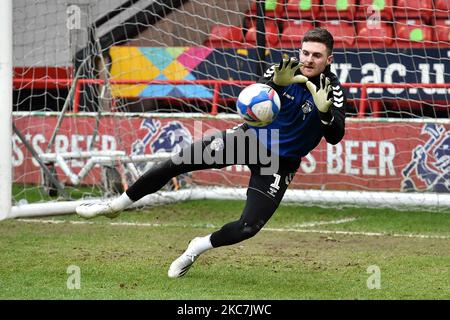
[9, 186, 450, 219]
[0, 0, 12, 221]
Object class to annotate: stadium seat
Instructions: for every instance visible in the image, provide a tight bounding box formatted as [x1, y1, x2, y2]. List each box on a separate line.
[434, 0, 450, 20]
[279, 20, 314, 47]
[244, 17, 278, 30]
[356, 21, 394, 48]
[317, 0, 357, 21]
[245, 20, 280, 47]
[249, 0, 284, 17]
[355, 0, 394, 21]
[395, 0, 433, 24]
[204, 25, 244, 47]
[318, 21, 356, 47]
[284, 0, 320, 20]
[394, 20, 435, 48]
[434, 19, 450, 45]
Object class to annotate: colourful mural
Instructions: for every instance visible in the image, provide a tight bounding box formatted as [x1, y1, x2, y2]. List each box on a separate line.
[109, 46, 214, 98]
[108, 47, 449, 102]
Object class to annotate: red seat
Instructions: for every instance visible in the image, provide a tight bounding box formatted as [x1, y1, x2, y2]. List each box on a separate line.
[355, 0, 394, 21]
[245, 20, 279, 47]
[318, 21, 356, 47]
[204, 25, 244, 48]
[395, 0, 433, 24]
[249, 0, 284, 17]
[279, 21, 314, 47]
[434, 19, 450, 45]
[356, 21, 394, 48]
[284, 0, 320, 20]
[435, 0, 450, 19]
[244, 18, 278, 30]
[317, 0, 357, 21]
[394, 20, 435, 48]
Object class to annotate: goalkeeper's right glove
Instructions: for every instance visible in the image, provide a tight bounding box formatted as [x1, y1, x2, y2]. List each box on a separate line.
[306, 73, 333, 113]
[273, 57, 308, 86]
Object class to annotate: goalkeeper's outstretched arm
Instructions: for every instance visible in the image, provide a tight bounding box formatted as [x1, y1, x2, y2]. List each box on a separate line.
[257, 62, 346, 145]
[314, 70, 346, 145]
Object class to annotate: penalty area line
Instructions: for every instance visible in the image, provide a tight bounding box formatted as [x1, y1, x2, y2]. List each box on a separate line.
[16, 218, 450, 240]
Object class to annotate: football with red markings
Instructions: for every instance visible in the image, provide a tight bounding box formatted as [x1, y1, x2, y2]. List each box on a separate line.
[236, 83, 281, 127]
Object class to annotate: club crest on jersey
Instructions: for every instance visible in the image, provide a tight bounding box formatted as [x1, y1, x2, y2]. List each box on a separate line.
[301, 100, 313, 114]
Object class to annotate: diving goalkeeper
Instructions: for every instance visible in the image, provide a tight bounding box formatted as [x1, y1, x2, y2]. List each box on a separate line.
[76, 28, 346, 278]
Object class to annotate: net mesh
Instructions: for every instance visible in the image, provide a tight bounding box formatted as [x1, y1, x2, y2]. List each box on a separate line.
[11, 0, 450, 211]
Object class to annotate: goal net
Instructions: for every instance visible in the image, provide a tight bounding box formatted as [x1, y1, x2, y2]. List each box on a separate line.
[7, 0, 450, 219]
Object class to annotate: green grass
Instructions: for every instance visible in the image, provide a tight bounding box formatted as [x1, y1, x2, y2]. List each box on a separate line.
[1, 200, 449, 299]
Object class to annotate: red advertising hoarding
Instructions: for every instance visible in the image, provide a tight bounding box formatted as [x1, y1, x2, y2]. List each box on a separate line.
[13, 115, 450, 193]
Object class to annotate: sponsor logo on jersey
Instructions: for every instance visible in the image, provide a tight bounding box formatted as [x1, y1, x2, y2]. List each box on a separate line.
[283, 92, 295, 100]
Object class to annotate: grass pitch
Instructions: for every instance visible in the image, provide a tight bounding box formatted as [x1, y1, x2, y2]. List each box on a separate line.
[0, 199, 449, 300]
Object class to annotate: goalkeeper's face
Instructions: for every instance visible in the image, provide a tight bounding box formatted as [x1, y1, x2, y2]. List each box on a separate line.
[299, 42, 333, 78]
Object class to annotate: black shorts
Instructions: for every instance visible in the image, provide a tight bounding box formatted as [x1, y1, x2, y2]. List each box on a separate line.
[246, 163, 298, 205]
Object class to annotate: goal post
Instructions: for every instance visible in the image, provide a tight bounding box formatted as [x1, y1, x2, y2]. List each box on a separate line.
[8, 0, 450, 219]
[0, 0, 12, 221]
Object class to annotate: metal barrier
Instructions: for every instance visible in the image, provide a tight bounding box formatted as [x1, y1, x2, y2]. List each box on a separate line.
[13, 78, 450, 117]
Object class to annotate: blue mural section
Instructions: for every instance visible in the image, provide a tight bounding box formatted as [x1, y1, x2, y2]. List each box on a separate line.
[191, 48, 450, 102]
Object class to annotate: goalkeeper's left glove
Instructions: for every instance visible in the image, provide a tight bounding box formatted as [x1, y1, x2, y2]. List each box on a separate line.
[306, 73, 333, 113]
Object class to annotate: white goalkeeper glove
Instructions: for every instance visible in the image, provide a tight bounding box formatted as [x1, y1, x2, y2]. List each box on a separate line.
[306, 73, 333, 113]
[273, 57, 308, 86]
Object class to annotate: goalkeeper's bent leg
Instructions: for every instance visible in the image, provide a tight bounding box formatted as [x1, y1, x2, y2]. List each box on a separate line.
[209, 187, 279, 247]
[167, 188, 279, 277]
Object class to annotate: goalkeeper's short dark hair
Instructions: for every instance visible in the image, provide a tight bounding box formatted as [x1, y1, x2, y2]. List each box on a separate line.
[302, 28, 334, 55]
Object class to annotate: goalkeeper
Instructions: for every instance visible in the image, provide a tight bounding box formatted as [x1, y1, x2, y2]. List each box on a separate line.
[76, 28, 346, 278]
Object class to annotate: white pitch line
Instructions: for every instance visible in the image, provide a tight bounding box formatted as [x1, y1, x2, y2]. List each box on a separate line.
[17, 217, 356, 229]
[18, 218, 161, 228]
[292, 217, 357, 228]
[16, 218, 450, 240]
[263, 228, 450, 240]
[18, 219, 96, 225]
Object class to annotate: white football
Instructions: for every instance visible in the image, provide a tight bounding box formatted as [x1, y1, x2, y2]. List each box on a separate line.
[236, 83, 281, 127]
